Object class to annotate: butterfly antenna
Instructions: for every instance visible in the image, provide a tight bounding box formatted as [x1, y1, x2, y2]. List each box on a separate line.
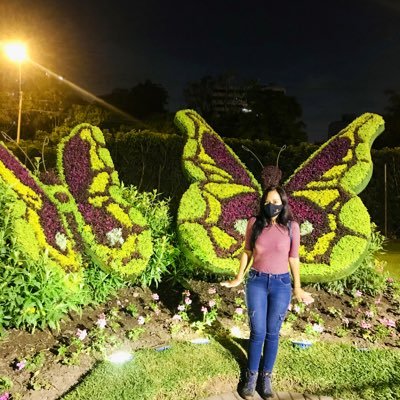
[276, 145, 287, 167]
[1, 131, 36, 170]
[242, 145, 264, 169]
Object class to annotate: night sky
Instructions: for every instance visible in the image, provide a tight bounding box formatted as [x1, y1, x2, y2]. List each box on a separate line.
[1, 0, 400, 142]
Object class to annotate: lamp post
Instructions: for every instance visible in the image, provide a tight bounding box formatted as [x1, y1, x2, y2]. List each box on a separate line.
[3, 42, 28, 144]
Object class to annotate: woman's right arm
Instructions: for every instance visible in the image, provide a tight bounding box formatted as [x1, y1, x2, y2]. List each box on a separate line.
[220, 249, 253, 288]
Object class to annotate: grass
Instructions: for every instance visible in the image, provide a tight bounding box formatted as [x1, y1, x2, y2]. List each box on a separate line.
[60, 340, 239, 400]
[378, 239, 400, 279]
[60, 338, 400, 400]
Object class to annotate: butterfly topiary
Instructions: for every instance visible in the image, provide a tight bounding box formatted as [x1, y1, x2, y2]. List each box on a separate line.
[0, 123, 153, 283]
[175, 110, 384, 283]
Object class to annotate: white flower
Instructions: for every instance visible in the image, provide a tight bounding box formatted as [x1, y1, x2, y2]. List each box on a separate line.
[312, 323, 324, 333]
[76, 328, 87, 340]
[106, 228, 124, 246]
[137, 316, 145, 325]
[300, 220, 314, 236]
[234, 219, 248, 235]
[55, 232, 67, 251]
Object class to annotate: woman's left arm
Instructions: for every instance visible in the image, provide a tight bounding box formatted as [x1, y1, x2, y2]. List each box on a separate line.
[289, 257, 313, 303]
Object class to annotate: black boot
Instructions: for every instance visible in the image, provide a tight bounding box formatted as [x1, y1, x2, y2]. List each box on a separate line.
[260, 371, 273, 399]
[240, 370, 258, 399]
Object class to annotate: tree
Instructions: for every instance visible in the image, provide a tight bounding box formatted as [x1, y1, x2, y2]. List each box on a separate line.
[374, 90, 400, 149]
[101, 80, 168, 119]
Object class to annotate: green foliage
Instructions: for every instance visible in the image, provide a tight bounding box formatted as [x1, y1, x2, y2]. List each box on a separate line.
[311, 224, 388, 295]
[121, 185, 180, 287]
[0, 375, 13, 392]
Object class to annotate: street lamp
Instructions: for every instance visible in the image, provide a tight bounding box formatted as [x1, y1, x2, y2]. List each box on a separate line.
[3, 42, 28, 144]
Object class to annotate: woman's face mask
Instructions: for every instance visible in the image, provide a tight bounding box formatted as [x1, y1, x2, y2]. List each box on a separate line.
[263, 203, 283, 218]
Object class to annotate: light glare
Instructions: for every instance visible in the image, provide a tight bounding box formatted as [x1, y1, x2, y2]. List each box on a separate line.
[107, 350, 133, 364]
[4, 42, 27, 62]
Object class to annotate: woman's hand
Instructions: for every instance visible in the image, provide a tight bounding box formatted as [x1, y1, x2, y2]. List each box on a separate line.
[293, 287, 314, 304]
[220, 277, 243, 288]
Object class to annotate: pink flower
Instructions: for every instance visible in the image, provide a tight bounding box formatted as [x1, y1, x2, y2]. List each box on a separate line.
[354, 290, 363, 298]
[172, 314, 182, 321]
[287, 303, 293, 311]
[76, 328, 87, 340]
[183, 290, 191, 297]
[342, 317, 350, 327]
[302, 296, 314, 306]
[16, 359, 26, 370]
[177, 304, 185, 311]
[387, 277, 394, 283]
[360, 320, 371, 329]
[235, 307, 244, 315]
[137, 316, 145, 325]
[151, 293, 159, 301]
[379, 317, 396, 328]
[374, 296, 382, 305]
[96, 313, 107, 329]
[184, 297, 192, 305]
[208, 287, 217, 295]
[201, 306, 208, 313]
[208, 300, 216, 308]
[0, 393, 10, 400]
[365, 310, 374, 319]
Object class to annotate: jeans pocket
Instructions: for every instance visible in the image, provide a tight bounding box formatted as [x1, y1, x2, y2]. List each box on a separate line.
[278, 275, 291, 285]
[246, 270, 257, 282]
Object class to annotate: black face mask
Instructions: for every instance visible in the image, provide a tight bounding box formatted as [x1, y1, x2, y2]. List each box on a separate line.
[263, 203, 283, 218]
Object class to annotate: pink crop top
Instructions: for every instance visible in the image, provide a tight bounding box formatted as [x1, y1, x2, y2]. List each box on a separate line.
[244, 216, 300, 274]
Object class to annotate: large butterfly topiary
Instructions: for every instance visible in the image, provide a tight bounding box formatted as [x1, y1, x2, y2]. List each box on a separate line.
[176, 110, 384, 283]
[0, 124, 153, 285]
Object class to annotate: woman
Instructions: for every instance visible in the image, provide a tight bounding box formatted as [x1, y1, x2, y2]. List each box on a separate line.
[221, 185, 313, 399]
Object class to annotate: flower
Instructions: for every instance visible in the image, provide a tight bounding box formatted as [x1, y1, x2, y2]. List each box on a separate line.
[208, 287, 217, 295]
[137, 316, 145, 325]
[342, 317, 350, 327]
[177, 304, 185, 312]
[235, 307, 244, 315]
[151, 293, 159, 301]
[184, 297, 192, 305]
[16, 359, 26, 371]
[172, 314, 182, 321]
[106, 227, 124, 246]
[237, 289, 245, 294]
[96, 313, 107, 329]
[354, 290, 363, 298]
[374, 296, 382, 305]
[76, 328, 87, 341]
[312, 323, 324, 333]
[208, 300, 216, 308]
[201, 306, 208, 313]
[379, 317, 396, 328]
[183, 290, 191, 297]
[55, 231, 68, 251]
[365, 310, 374, 319]
[0, 392, 10, 400]
[293, 304, 301, 313]
[387, 277, 394, 283]
[287, 303, 293, 311]
[360, 320, 371, 329]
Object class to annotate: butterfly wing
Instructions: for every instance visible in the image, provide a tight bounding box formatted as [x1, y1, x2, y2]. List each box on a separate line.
[284, 113, 385, 282]
[176, 109, 262, 275]
[0, 143, 82, 272]
[57, 123, 152, 279]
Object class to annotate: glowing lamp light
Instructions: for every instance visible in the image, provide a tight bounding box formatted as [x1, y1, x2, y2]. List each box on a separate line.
[3, 42, 28, 63]
[106, 350, 133, 364]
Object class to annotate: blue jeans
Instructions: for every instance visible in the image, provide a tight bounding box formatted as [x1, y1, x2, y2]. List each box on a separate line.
[245, 269, 292, 373]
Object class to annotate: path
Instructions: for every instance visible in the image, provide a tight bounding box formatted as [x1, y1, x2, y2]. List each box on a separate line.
[205, 391, 335, 400]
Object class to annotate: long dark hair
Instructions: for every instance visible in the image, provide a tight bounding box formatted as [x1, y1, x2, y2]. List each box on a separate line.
[250, 185, 294, 250]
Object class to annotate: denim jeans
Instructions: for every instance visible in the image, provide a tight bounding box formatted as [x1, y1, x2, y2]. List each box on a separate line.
[245, 269, 292, 373]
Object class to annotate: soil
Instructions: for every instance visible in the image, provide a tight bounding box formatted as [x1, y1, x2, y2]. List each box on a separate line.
[0, 279, 399, 400]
